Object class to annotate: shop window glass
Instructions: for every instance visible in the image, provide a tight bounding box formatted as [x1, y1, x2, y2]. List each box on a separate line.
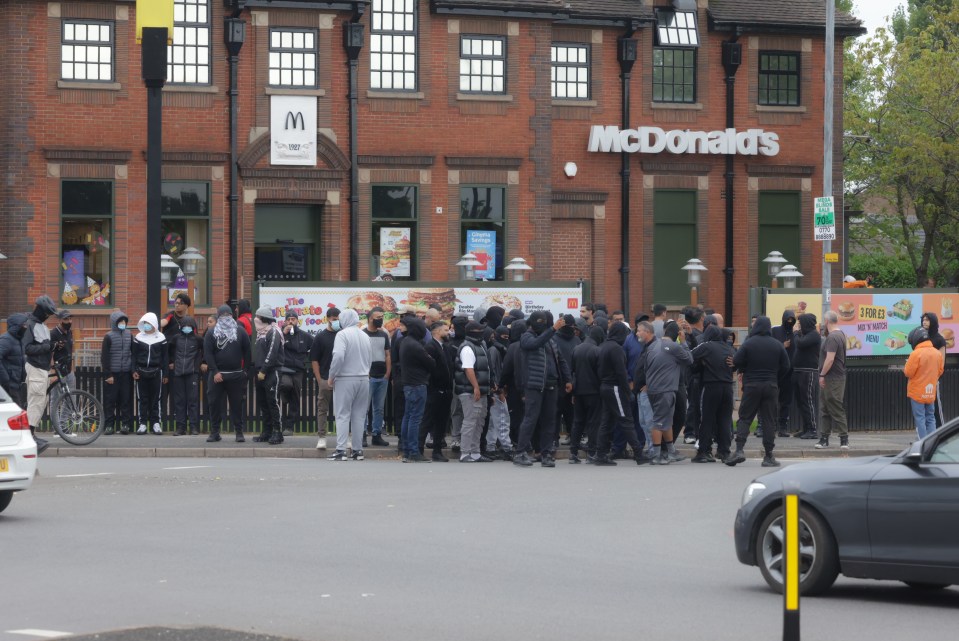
[61, 181, 113, 307]
[460, 186, 505, 281]
[758, 191, 801, 288]
[161, 182, 210, 305]
[372, 186, 417, 280]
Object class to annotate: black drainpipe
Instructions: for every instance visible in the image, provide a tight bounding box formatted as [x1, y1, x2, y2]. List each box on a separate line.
[224, 4, 246, 307]
[721, 37, 742, 322]
[344, 7, 365, 281]
[617, 25, 638, 319]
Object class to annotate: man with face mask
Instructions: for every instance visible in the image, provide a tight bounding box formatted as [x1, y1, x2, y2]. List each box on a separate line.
[512, 311, 571, 467]
[454, 321, 494, 462]
[554, 314, 580, 446]
[205, 305, 252, 443]
[167, 314, 202, 436]
[252, 305, 285, 445]
[445, 315, 470, 452]
[328, 308, 373, 461]
[310, 308, 340, 450]
[770, 310, 798, 437]
[420, 321, 452, 461]
[484, 324, 513, 458]
[49, 310, 75, 435]
[132, 312, 169, 435]
[498, 319, 527, 447]
[594, 321, 651, 465]
[279, 310, 313, 436]
[101, 308, 134, 436]
[363, 306, 392, 447]
[569, 325, 604, 463]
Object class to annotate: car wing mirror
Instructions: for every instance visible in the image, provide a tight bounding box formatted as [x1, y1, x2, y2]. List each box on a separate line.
[903, 452, 923, 466]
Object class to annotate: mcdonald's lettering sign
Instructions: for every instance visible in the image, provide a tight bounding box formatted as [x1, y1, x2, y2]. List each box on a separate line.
[270, 96, 317, 166]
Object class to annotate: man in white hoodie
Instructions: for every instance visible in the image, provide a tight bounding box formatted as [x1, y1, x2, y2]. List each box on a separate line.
[327, 308, 372, 461]
[132, 312, 168, 434]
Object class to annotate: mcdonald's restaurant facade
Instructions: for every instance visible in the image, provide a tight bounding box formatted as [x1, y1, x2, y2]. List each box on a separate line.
[0, 0, 864, 336]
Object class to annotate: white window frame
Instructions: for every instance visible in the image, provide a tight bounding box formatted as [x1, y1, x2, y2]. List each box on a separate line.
[459, 36, 506, 94]
[61, 20, 114, 82]
[269, 28, 318, 88]
[370, 0, 417, 91]
[551, 43, 589, 99]
[168, 0, 211, 85]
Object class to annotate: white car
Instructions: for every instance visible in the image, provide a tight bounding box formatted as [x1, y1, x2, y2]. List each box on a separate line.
[0, 387, 37, 514]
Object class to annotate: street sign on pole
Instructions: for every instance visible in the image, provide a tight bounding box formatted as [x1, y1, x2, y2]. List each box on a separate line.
[822, 0, 835, 323]
[814, 196, 836, 241]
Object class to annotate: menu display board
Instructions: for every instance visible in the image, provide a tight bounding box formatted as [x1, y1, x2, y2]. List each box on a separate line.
[766, 290, 959, 356]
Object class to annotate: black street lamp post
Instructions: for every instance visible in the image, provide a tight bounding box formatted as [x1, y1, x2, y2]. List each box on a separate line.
[142, 27, 168, 315]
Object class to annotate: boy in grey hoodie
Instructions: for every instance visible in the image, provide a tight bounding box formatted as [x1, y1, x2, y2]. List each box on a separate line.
[327, 309, 373, 460]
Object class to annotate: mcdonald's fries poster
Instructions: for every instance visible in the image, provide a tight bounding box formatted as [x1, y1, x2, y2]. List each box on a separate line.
[270, 95, 317, 166]
[766, 291, 959, 357]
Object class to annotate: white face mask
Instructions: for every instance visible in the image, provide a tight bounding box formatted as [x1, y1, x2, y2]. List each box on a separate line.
[117, 323, 127, 331]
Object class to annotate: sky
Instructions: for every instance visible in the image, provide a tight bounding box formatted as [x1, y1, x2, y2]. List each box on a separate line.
[850, 0, 905, 35]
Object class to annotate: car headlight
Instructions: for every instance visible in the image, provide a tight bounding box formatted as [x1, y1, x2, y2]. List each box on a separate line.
[742, 482, 767, 507]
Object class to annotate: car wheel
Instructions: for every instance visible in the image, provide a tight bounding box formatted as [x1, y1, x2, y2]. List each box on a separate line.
[903, 582, 951, 591]
[755, 506, 840, 596]
[0, 491, 12, 514]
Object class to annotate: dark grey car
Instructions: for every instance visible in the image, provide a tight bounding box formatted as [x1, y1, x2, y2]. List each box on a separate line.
[734, 417, 959, 595]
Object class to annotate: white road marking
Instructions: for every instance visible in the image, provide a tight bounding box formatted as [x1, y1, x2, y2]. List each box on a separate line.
[54, 473, 113, 478]
[162, 465, 212, 470]
[7, 630, 72, 639]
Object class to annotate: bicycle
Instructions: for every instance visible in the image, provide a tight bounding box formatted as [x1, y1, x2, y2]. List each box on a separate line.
[47, 364, 105, 446]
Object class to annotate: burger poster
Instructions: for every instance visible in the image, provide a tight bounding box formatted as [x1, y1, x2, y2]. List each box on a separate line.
[379, 228, 411, 277]
[766, 290, 959, 357]
[257, 284, 583, 335]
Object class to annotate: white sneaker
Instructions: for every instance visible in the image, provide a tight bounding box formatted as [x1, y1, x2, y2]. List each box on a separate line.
[136, 424, 148, 434]
[316, 437, 327, 450]
[152, 423, 162, 434]
[684, 436, 697, 445]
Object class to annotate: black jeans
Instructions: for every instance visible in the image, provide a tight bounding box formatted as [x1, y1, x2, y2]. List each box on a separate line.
[597, 384, 642, 456]
[507, 386, 525, 445]
[699, 382, 733, 456]
[281, 370, 305, 431]
[420, 389, 452, 455]
[517, 386, 558, 454]
[685, 376, 702, 439]
[735, 382, 779, 453]
[208, 372, 247, 436]
[257, 369, 282, 438]
[571, 393, 601, 455]
[792, 369, 818, 434]
[104, 373, 134, 431]
[558, 390, 574, 440]
[135, 372, 163, 426]
[671, 383, 688, 441]
[778, 371, 794, 431]
[170, 372, 199, 433]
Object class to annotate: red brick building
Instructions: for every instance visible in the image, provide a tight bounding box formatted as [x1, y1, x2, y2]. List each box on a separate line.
[0, 0, 864, 332]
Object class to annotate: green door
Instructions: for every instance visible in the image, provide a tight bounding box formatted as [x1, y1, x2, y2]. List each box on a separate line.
[758, 192, 801, 288]
[653, 190, 697, 306]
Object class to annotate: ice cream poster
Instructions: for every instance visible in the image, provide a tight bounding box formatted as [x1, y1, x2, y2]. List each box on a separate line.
[466, 230, 496, 279]
[379, 227, 411, 277]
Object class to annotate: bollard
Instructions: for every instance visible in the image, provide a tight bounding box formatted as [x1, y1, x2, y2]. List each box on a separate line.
[783, 481, 801, 641]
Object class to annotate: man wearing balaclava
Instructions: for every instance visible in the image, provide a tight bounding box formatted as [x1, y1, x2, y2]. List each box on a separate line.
[445, 315, 470, 452]
[498, 319, 527, 445]
[204, 304, 252, 442]
[453, 321, 494, 462]
[569, 325, 604, 462]
[512, 311, 571, 467]
[594, 320, 651, 465]
[554, 314, 580, 447]
[770, 309, 798, 437]
[21, 295, 58, 454]
[49, 310, 75, 436]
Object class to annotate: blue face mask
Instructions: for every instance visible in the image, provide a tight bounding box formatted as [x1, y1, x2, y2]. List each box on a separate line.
[117, 323, 127, 331]
[143, 324, 153, 332]
[182, 326, 193, 334]
[330, 320, 340, 331]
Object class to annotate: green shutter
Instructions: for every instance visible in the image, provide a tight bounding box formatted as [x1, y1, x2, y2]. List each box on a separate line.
[255, 205, 319, 244]
[653, 190, 697, 305]
[758, 191, 801, 288]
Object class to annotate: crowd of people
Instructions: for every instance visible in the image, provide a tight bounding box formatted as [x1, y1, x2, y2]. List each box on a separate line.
[0, 293, 949, 462]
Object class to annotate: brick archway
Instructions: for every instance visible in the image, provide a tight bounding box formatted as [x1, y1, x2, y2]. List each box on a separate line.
[238, 130, 350, 171]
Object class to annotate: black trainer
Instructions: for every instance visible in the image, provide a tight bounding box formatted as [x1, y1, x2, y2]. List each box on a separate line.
[371, 435, 390, 446]
[798, 431, 819, 439]
[815, 435, 830, 449]
[512, 452, 533, 467]
[594, 455, 617, 466]
[761, 454, 781, 467]
[431, 452, 449, 462]
[724, 448, 746, 466]
[568, 452, 582, 464]
[691, 452, 712, 463]
[206, 433, 221, 443]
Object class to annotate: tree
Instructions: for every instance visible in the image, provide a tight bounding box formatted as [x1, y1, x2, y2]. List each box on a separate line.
[890, 0, 956, 41]
[844, 5, 959, 286]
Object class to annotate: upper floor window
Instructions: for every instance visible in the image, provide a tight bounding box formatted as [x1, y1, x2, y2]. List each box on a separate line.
[551, 44, 589, 99]
[168, 0, 210, 84]
[759, 52, 800, 106]
[370, 0, 417, 91]
[653, 8, 699, 104]
[656, 9, 699, 47]
[61, 21, 113, 82]
[460, 36, 506, 94]
[269, 29, 318, 88]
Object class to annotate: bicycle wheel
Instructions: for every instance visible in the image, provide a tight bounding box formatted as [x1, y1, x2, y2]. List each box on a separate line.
[54, 390, 105, 446]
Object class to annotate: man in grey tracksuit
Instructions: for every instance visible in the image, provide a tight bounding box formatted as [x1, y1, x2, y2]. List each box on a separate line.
[328, 309, 373, 461]
[635, 320, 692, 465]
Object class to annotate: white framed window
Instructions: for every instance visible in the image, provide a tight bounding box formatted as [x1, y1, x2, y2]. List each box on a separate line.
[551, 43, 589, 99]
[269, 29, 318, 87]
[459, 36, 506, 94]
[370, 0, 417, 91]
[655, 9, 700, 47]
[168, 0, 211, 85]
[61, 21, 113, 82]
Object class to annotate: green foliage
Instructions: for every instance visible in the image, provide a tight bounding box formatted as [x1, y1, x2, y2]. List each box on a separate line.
[848, 254, 922, 288]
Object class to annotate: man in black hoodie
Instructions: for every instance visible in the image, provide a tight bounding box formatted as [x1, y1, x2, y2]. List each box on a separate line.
[691, 325, 736, 462]
[446, 314, 470, 452]
[921, 312, 948, 427]
[499, 319, 527, 446]
[726, 315, 791, 467]
[595, 321, 650, 465]
[420, 321, 452, 461]
[569, 325, 604, 463]
[399, 317, 433, 462]
[770, 310, 798, 437]
[0, 313, 28, 406]
[21, 296, 58, 453]
[791, 313, 821, 439]
[553, 315, 580, 445]
[205, 305, 251, 443]
[167, 315, 202, 436]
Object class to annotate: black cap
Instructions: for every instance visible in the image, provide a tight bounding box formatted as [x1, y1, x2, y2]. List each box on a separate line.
[57, 309, 73, 320]
[285, 310, 298, 319]
[326, 307, 341, 318]
[217, 304, 233, 317]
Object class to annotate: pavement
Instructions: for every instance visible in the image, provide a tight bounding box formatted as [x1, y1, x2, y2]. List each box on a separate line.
[38, 429, 917, 459]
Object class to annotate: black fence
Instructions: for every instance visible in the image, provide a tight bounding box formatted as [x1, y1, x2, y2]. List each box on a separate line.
[55, 365, 954, 434]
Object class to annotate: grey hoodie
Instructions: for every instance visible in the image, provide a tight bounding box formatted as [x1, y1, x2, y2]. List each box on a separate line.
[636, 335, 692, 394]
[328, 309, 373, 379]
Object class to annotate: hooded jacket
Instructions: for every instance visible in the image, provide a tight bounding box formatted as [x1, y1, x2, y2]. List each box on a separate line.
[329, 309, 372, 379]
[691, 325, 736, 384]
[50, 320, 74, 375]
[132, 312, 169, 374]
[426, 330, 454, 391]
[771, 310, 798, 365]
[598, 322, 634, 390]
[21, 300, 55, 370]
[497, 320, 526, 389]
[0, 313, 27, 393]
[254, 321, 285, 373]
[921, 312, 948, 352]
[904, 339, 944, 403]
[517, 317, 570, 392]
[236, 300, 254, 336]
[399, 318, 434, 387]
[623, 329, 646, 382]
[571, 331, 602, 395]
[553, 324, 581, 378]
[101, 310, 134, 377]
[634, 333, 693, 394]
[168, 315, 202, 376]
[203, 314, 250, 376]
[282, 321, 314, 372]
[732, 316, 791, 385]
[792, 314, 822, 371]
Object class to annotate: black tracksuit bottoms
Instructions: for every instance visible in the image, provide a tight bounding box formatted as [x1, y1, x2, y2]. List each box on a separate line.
[778, 371, 794, 431]
[597, 384, 642, 456]
[208, 373, 247, 436]
[420, 389, 452, 455]
[735, 382, 779, 453]
[135, 372, 163, 427]
[170, 373, 200, 433]
[104, 373, 134, 431]
[518, 386, 558, 454]
[257, 369, 282, 438]
[699, 382, 733, 456]
[571, 393, 601, 455]
[792, 369, 818, 434]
